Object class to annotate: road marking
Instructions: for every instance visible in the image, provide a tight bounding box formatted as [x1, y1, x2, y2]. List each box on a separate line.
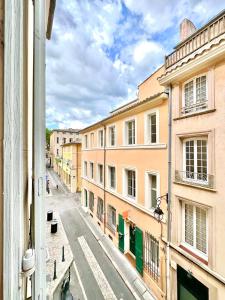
[73, 260, 88, 300]
[78, 235, 117, 300]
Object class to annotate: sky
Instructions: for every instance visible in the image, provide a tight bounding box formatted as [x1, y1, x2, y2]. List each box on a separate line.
[46, 0, 224, 130]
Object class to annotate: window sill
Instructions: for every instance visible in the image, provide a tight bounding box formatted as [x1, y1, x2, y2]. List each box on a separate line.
[174, 108, 216, 120]
[173, 180, 216, 192]
[179, 244, 208, 265]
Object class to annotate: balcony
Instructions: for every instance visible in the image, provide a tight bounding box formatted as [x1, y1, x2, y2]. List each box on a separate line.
[175, 170, 214, 189]
[181, 100, 208, 115]
[165, 10, 225, 69]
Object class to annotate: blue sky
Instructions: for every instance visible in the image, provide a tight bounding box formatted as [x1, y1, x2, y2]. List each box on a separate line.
[46, 0, 224, 129]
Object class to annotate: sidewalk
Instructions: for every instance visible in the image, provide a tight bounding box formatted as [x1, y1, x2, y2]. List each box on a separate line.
[76, 198, 156, 300]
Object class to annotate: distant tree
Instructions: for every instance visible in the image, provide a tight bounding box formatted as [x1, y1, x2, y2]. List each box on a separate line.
[46, 128, 52, 149]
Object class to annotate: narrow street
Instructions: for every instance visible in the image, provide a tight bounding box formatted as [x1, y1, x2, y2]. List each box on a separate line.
[46, 168, 136, 300]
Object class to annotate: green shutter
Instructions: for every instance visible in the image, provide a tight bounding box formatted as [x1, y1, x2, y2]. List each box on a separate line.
[135, 227, 143, 276]
[118, 214, 124, 253]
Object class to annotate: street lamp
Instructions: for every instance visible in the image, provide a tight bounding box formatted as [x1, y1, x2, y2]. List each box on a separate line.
[153, 193, 168, 222]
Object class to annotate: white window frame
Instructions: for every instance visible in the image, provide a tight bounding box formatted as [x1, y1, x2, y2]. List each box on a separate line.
[107, 165, 116, 191]
[97, 163, 104, 185]
[123, 167, 137, 200]
[83, 188, 88, 207]
[98, 128, 104, 148]
[182, 137, 208, 184]
[89, 161, 94, 180]
[90, 132, 95, 148]
[145, 171, 160, 210]
[181, 201, 208, 260]
[84, 134, 88, 149]
[107, 205, 117, 231]
[108, 124, 116, 147]
[182, 74, 208, 114]
[123, 117, 137, 146]
[83, 161, 88, 178]
[144, 109, 160, 144]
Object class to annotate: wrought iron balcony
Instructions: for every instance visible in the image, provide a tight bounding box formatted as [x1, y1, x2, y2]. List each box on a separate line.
[175, 170, 214, 189]
[181, 100, 208, 115]
[165, 10, 225, 69]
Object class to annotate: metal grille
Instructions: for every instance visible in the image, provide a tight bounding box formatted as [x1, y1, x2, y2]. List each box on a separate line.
[97, 197, 104, 222]
[107, 205, 116, 233]
[89, 192, 94, 212]
[144, 232, 159, 281]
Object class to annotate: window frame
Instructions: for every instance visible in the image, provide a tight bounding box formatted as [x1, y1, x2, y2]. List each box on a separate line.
[97, 197, 104, 222]
[83, 161, 88, 177]
[97, 163, 104, 185]
[182, 74, 208, 115]
[144, 109, 160, 144]
[123, 117, 137, 146]
[107, 205, 116, 232]
[90, 132, 95, 148]
[181, 201, 208, 260]
[89, 161, 94, 180]
[98, 129, 104, 148]
[145, 171, 160, 210]
[123, 168, 137, 200]
[182, 137, 208, 184]
[108, 165, 116, 190]
[84, 134, 88, 149]
[108, 125, 116, 147]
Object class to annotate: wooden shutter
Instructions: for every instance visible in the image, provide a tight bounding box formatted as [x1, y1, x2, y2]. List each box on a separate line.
[135, 227, 143, 276]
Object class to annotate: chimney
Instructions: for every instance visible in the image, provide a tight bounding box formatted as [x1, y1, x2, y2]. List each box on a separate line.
[180, 18, 196, 42]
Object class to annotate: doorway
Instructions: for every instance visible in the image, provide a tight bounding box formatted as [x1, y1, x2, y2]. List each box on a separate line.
[129, 225, 136, 256]
[177, 266, 208, 300]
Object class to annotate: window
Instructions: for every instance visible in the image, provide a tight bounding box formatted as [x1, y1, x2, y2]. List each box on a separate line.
[90, 162, 94, 179]
[69, 138, 72, 142]
[89, 192, 94, 212]
[126, 169, 136, 198]
[98, 130, 104, 147]
[57, 137, 59, 144]
[147, 174, 158, 209]
[108, 166, 116, 189]
[109, 126, 115, 146]
[97, 197, 104, 221]
[184, 138, 207, 183]
[84, 135, 88, 149]
[84, 161, 87, 177]
[56, 149, 59, 155]
[144, 232, 159, 280]
[182, 202, 207, 257]
[91, 133, 95, 148]
[146, 111, 158, 144]
[125, 119, 135, 145]
[84, 189, 88, 207]
[107, 205, 116, 232]
[183, 75, 207, 114]
[63, 138, 66, 144]
[98, 164, 103, 184]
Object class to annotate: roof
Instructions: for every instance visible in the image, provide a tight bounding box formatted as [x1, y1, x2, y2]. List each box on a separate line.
[46, 0, 56, 40]
[50, 128, 80, 135]
[79, 92, 168, 134]
[61, 141, 82, 147]
[110, 99, 138, 114]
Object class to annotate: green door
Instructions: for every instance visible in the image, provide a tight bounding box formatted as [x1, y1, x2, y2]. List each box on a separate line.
[118, 214, 124, 253]
[129, 225, 136, 255]
[135, 227, 143, 276]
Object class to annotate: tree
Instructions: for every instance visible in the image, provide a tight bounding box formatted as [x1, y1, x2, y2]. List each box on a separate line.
[46, 128, 52, 149]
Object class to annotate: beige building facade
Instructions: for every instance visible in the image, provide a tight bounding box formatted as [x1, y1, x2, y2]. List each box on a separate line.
[159, 10, 225, 300]
[80, 67, 169, 299]
[58, 142, 82, 193]
[50, 128, 80, 170]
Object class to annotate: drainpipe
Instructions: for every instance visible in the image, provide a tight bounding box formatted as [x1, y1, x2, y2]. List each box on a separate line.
[103, 125, 106, 234]
[166, 84, 172, 300]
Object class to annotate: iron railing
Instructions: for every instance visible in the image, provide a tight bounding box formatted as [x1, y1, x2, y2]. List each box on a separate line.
[165, 11, 225, 68]
[175, 170, 214, 189]
[181, 100, 208, 115]
[144, 232, 159, 281]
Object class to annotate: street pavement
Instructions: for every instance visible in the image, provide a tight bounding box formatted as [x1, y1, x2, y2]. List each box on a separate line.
[46, 168, 135, 300]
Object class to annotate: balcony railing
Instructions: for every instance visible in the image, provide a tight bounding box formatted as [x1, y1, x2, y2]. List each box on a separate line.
[181, 100, 208, 115]
[175, 170, 214, 189]
[165, 11, 225, 69]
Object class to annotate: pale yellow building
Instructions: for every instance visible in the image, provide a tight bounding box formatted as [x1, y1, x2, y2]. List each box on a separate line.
[80, 67, 169, 299]
[49, 128, 80, 170]
[58, 142, 82, 193]
[159, 10, 225, 300]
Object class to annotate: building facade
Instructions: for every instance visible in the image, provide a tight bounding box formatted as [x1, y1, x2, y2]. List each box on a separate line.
[1, 1, 55, 299]
[80, 67, 169, 299]
[58, 142, 82, 193]
[159, 10, 225, 300]
[49, 128, 80, 170]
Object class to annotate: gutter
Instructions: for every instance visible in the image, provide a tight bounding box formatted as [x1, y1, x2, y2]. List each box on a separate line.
[166, 84, 172, 300]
